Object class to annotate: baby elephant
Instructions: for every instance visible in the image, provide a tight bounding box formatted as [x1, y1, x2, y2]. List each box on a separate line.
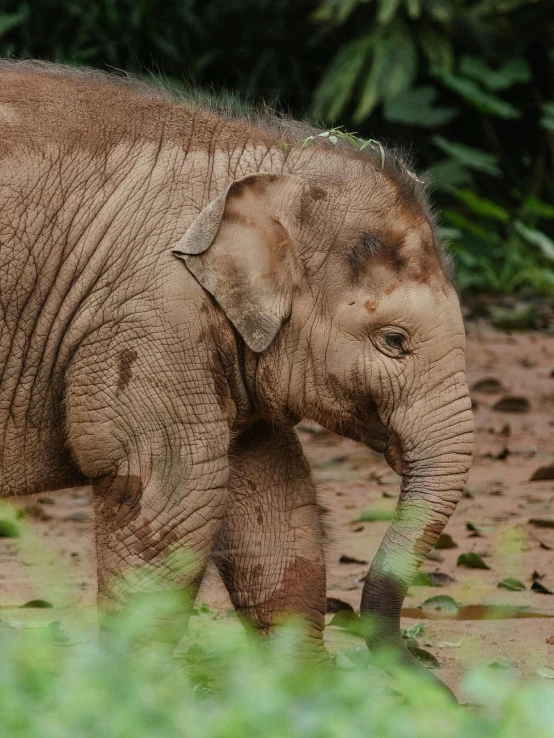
[0, 62, 473, 690]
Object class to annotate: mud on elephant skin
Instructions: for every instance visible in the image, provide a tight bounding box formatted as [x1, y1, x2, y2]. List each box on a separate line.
[0, 61, 473, 693]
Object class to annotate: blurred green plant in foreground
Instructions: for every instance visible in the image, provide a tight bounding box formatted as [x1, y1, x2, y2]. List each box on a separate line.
[1, 505, 554, 735]
[2, 591, 554, 738]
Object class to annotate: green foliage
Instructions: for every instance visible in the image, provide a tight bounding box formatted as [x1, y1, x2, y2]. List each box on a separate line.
[0, 502, 553, 735]
[432, 65, 521, 119]
[498, 578, 526, 591]
[457, 553, 491, 569]
[382, 86, 458, 127]
[302, 127, 387, 166]
[2, 595, 554, 737]
[421, 595, 460, 613]
[314, 0, 554, 296]
[0, 1, 321, 105]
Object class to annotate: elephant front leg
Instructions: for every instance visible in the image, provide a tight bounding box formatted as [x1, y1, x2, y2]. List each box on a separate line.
[215, 422, 327, 662]
[90, 455, 228, 656]
[65, 332, 232, 658]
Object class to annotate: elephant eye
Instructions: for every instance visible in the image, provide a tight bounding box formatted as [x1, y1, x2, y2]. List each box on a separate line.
[384, 333, 409, 355]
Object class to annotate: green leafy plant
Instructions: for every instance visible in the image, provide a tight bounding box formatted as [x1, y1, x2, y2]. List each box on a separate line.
[302, 126, 386, 167]
[498, 578, 526, 592]
[457, 553, 491, 570]
[2, 593, 554, 737]
[313, 0, 554, 297]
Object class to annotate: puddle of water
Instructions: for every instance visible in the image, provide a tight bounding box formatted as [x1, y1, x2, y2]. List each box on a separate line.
[402, 605, 553, 620]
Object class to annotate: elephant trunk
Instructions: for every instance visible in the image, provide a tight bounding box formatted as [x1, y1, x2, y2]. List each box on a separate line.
[360, 389, 473, 694]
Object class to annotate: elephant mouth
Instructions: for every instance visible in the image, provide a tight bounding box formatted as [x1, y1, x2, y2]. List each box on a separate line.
[352, 402, 390, 454]
[364, 435, 387, 455]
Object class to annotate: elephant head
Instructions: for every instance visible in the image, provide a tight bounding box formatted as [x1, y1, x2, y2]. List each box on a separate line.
[173, 162, 474, 686]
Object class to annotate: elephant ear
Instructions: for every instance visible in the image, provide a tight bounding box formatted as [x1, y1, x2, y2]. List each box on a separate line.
[172, 172, 315, 352]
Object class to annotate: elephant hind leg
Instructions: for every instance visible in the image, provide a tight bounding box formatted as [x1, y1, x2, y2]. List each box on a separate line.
[215, 422, 327, 661]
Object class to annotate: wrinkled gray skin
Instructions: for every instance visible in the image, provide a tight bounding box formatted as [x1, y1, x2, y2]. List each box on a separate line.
[0, 63, 473, 693]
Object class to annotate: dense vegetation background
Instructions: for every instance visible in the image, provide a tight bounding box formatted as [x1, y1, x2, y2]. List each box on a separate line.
[1, 0, 554, 297]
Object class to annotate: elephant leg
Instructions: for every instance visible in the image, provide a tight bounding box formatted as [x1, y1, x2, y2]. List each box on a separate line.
[215, 422, 327, 661]
[66, 350, 230, 655]
[88, 458, 228, 654]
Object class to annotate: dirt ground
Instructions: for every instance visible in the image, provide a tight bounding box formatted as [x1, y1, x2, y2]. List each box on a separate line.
[2, 324, 554, 695]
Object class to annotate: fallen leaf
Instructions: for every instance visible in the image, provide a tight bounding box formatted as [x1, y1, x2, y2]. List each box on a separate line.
[524, 496, 551, 510]
[434, 533, 457, 550]
[411, 571, 455, 587]
[495, 446, 510, 461]
[65, 512, 89, 522]
[457, 553, 490, 570]
[492, 396, 530, 413]
[428, 572, 456, 586]
[471, 377, 505, 394]
[531, 581, 553, 595]
[411, 572, 432, 586]
[353, 509, 394, 523]
[402, 623, 424, 639]
[498, 578, 526, 591]
[328, 611, 364, 638]
[339, 555, 368, 565]
[21, 599, 54, 609]
[530, 466, 554, 482]
[521, 357, 538, 368]
[537, 667, 554, 679]
[467, 522, 495, 534]
[326, 597, 354, 614]
[421, 595, 459, 613]
[407, 646, 439, 669]
[329, 611, 358, 628]
[488, 657, 517, 670]
[529, 517, 554, 528]
[466, 522, 484, 536]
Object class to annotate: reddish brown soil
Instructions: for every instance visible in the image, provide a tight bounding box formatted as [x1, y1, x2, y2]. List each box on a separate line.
[2, 326, 554, 694]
